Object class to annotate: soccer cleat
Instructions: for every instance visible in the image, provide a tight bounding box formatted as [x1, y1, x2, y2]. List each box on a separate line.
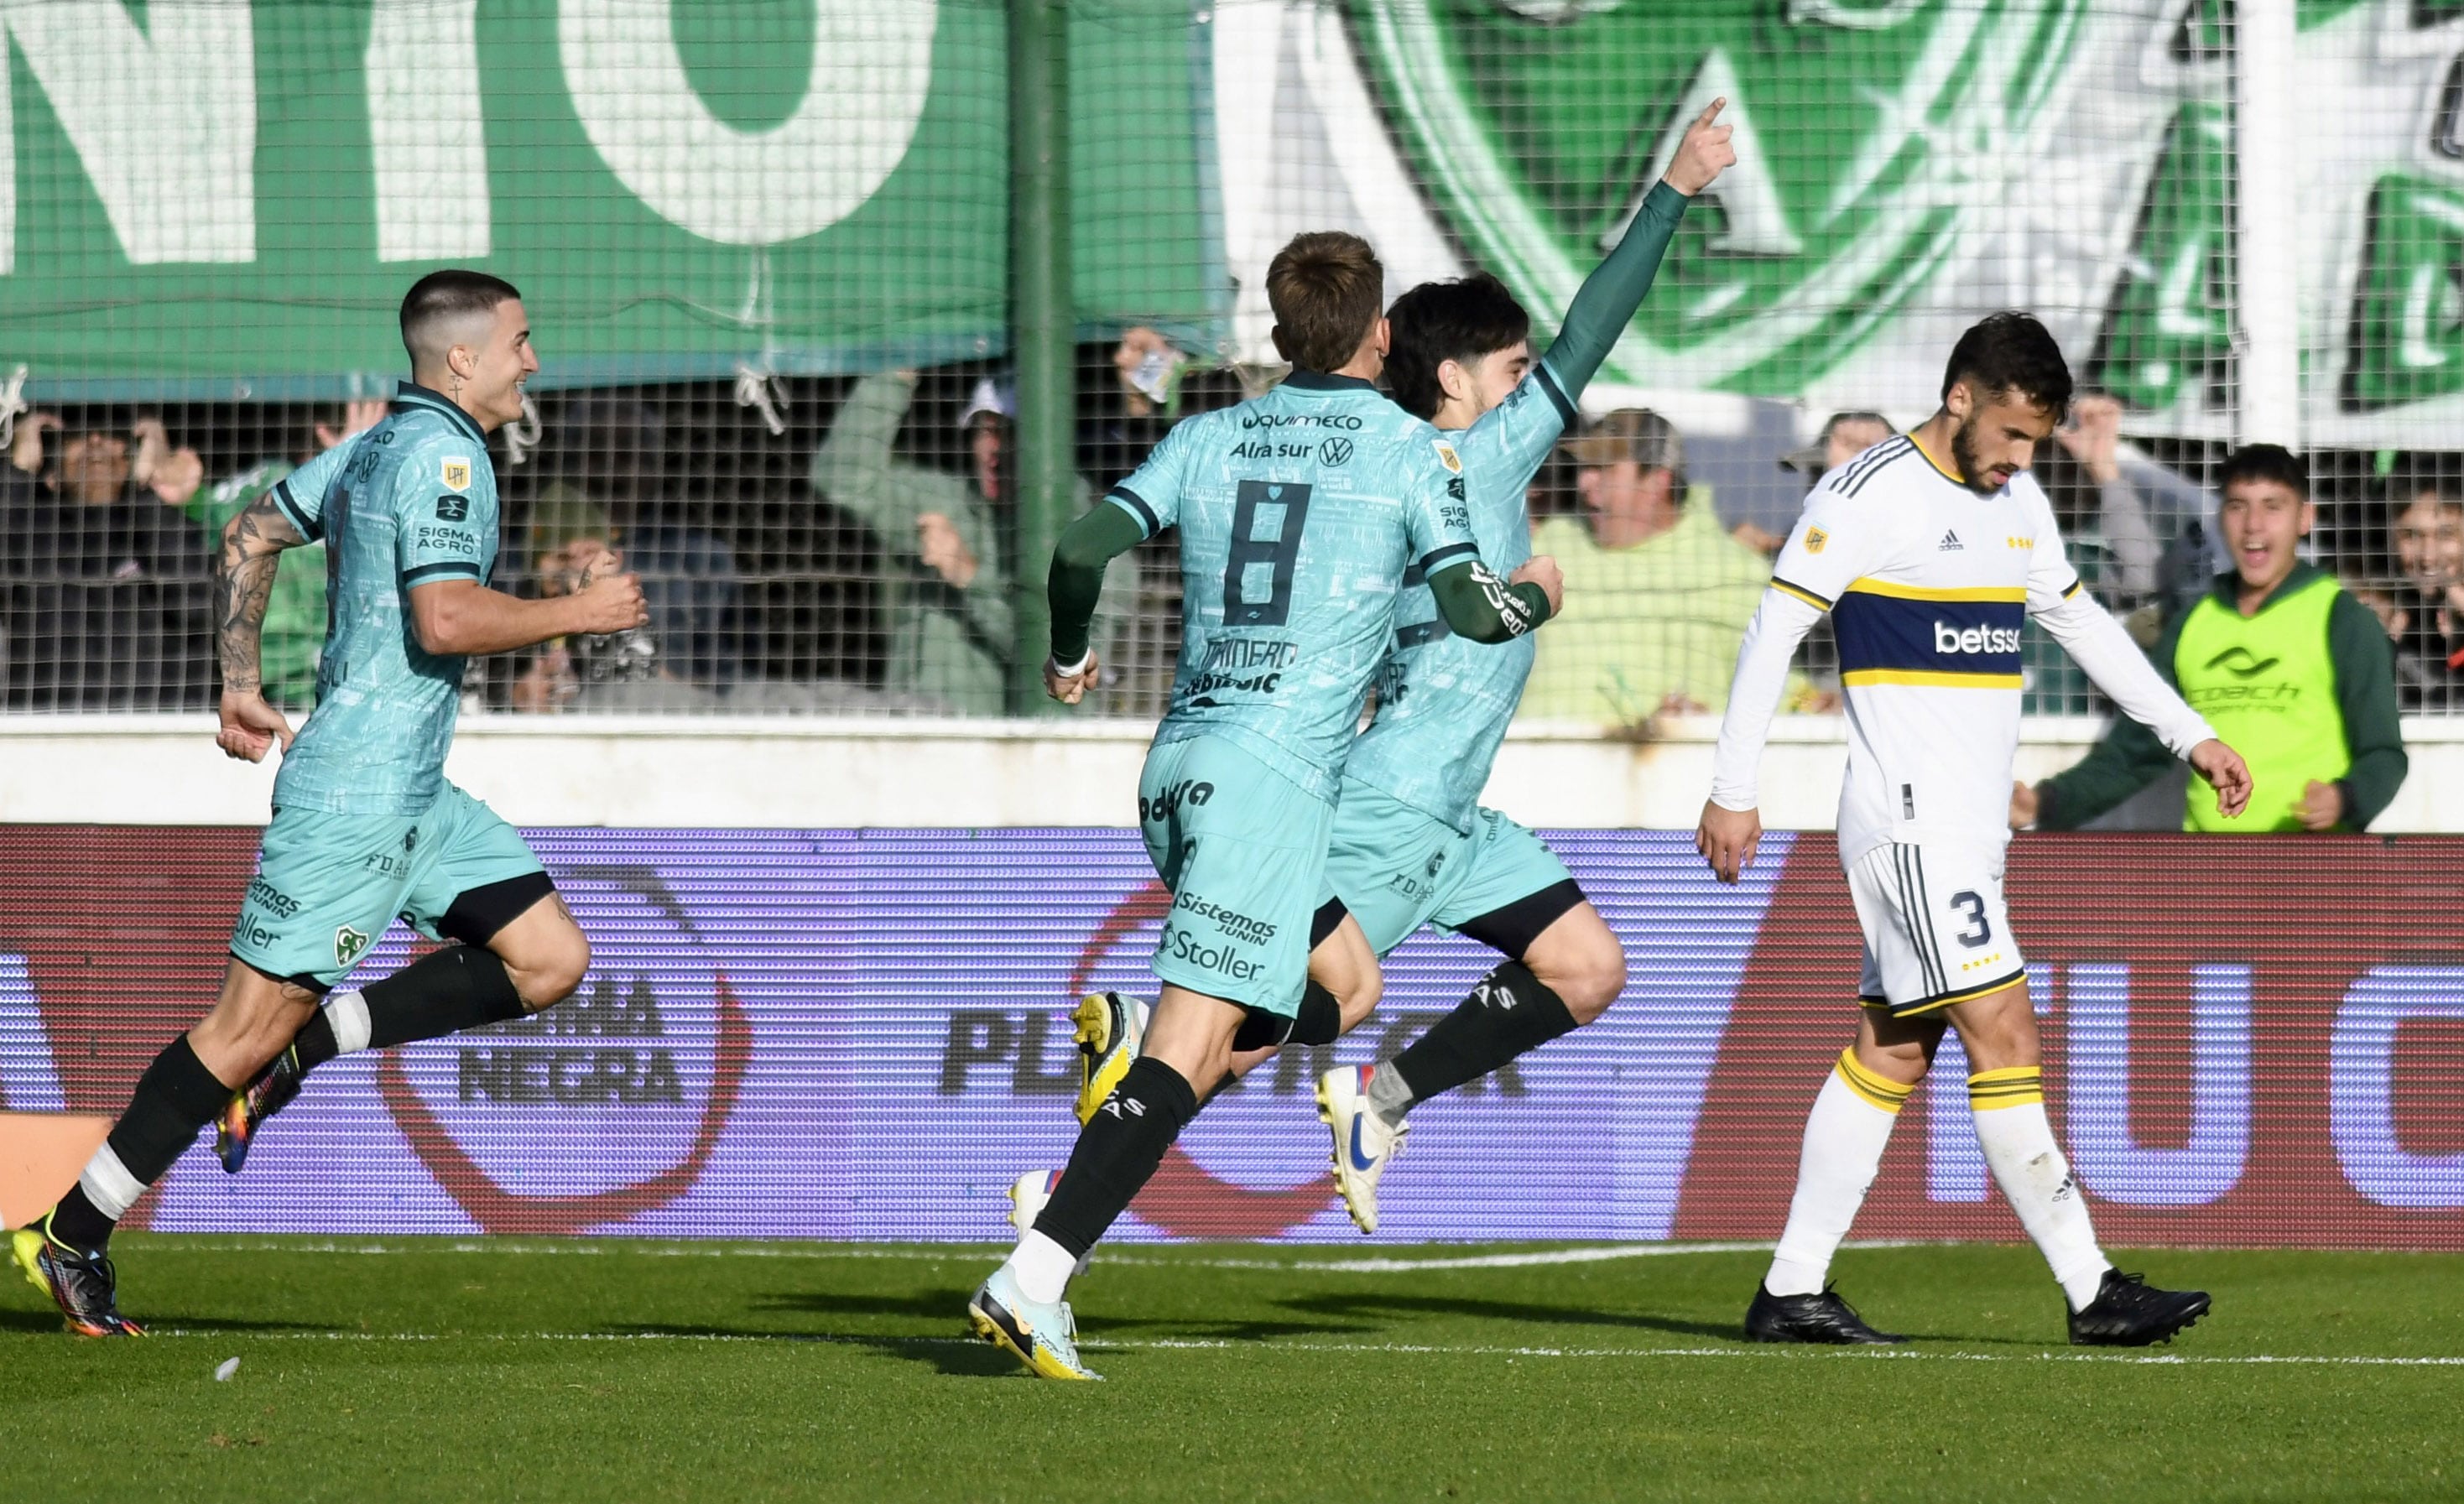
[1071, 991, 1149, 1126]
[2067, 1269, 2210, 1347]
[218, 1043, 307, 1174]
[12, 1224, 145, 1337]
[1317, 1064, 1406, 1236]
[966, 1264, 1100, 1381]
[1744, 1283, 1907, 1345]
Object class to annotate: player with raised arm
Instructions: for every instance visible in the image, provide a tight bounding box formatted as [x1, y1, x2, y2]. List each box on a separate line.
[1696, 313, 2249, 1348]
[966, 231, 1564, 1381]
[11, 272, 647, 1335]
[1036, 102, 1732, 1242]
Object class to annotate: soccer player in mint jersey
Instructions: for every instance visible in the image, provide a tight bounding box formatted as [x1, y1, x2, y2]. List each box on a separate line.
[966, 231, 1564, 1381]
[12, 272, 648, 1336]
[1696, 313, 2251, 1349]
[1038, 103, 1737, 1243]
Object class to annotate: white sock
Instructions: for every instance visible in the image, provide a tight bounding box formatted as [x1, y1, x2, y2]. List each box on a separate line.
[325, 989, 372, 1056]
[1969, 1069, 2111, 1312]
[1763, 1049, 1914, 1297]
[1006, 1230, 1078, 1305]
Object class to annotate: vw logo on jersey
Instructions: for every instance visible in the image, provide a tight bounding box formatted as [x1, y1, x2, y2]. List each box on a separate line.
[1347, 0, 2091, 393]
[378, 864, 748, 1235]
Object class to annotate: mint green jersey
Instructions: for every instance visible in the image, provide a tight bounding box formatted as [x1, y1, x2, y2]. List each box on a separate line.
[1342, 358, 1575, 831]
[1107, 372, 1482, 804]
[272, 383, 501, 817]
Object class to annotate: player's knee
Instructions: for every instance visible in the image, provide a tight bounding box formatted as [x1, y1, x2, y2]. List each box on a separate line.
[1531, 939, 1625, 1025]
[1339, 964, 1383, 1023]
[513, 932, 591, 1010]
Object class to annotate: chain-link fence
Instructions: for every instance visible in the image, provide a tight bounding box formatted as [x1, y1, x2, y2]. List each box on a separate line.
[0, 0, 2456, 724]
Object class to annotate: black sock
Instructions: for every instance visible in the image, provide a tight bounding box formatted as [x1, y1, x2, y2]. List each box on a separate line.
[46, 1035, 230, 1252]
[1289, 981, 1341, 1045]
[1390, 960, 1581, 1106]
[358, 945, 529, 1054]
[1032, 1056, 1201, 1258]
[289, 1009, 342, 1072]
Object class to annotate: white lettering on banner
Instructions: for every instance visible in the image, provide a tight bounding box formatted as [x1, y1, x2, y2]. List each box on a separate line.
[0, 2, 256, 272]
[558, 0, 936, 247]
[2331, 966, 2464, 1210]
[2065, 964, 2251, 1208]
[369, 0, 489, 262]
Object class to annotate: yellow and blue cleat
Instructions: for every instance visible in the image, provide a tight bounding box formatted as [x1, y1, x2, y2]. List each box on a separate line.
[1071, 991, 1149, 1126]
[966, 1264, 1099, 1381]
[13, 1222, 144, 1337]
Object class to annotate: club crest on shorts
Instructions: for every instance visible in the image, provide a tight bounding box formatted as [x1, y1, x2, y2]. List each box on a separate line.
[440, 457, 472, 492]
[335, 925, 372, 968]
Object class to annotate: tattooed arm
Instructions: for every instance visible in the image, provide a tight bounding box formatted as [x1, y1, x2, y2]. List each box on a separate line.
[215, 490, 309, 762]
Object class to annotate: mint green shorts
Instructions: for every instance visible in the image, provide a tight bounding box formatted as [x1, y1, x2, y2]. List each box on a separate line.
[1324, 778, 1579, 959]
[230, 783, 548, 989]
[1137, 736, 1335, 1017]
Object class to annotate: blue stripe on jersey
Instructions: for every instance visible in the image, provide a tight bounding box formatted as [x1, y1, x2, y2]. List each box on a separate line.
[271, 478, 320, 540]
[1420, 541, 1477, 574]
[1533, 364, 1576, 427]
[1834, 590, 2024, 683]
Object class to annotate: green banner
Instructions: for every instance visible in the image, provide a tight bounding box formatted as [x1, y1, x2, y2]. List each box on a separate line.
[0, 0, 1222, 398]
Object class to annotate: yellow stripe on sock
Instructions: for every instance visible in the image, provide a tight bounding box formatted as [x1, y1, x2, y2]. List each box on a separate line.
[1968, 1065, 2044, 1111]
[1836, 1047, 1915, 1114]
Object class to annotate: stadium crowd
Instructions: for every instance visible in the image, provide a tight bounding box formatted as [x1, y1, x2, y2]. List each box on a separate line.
[2, 338, 2450, 762]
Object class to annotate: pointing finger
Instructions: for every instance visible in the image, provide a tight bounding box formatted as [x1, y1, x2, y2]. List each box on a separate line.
[1696, 96, 1727, 128]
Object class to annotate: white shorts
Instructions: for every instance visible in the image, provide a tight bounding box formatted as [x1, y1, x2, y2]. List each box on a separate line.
[1845, 841, 2027, 1017]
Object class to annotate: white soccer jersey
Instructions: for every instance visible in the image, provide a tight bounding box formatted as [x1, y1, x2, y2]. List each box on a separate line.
[1711, 434, 2214, 865]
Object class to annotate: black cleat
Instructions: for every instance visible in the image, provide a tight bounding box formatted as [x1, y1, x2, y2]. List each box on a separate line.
[1745, 1283, 1908, 1345]
[218, 1043, 307, 1174]
[2068, 1269, 2210, 1346]
[12, 1223, 144, 1337]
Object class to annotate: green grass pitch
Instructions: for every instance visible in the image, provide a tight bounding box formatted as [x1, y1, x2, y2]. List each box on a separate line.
[5, 1237, 2459, 1501]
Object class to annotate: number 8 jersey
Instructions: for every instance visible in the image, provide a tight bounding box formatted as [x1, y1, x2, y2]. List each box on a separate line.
[1106, 372, 1483, 804]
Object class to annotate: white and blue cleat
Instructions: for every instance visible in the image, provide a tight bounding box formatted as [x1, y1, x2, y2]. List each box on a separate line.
[1317, 1064, 1406, 1236]
[966, 1263, 1100, 1382]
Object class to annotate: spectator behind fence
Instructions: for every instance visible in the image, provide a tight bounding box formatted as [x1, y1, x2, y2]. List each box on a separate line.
[813, 371, 1061, 713]
[175, 400, 386, 710]
[2382, 483, 2464, 710]
[1519, 409, 1770, 723]
[1, 408, 212, 709]
[2014, 445, 2404, 833]
[508, 487, 718, 713]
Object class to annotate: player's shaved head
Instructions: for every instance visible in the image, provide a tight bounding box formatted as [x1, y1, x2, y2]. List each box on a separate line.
[1267, 232, 1385, 374]
[1386, 273, 1529, 421]
[400, 269, 524, 370]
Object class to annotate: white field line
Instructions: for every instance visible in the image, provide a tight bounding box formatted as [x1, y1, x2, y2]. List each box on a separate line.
[133, 1328, 2464, 1367]
[136, 1239, 1874, 1272]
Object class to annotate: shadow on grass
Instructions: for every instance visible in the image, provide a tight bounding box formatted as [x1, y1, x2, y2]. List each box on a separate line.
[0, 1309, 345, 1336]
[1274, 1290, 1744, 1342]
[759, 1288, 1370, 1345]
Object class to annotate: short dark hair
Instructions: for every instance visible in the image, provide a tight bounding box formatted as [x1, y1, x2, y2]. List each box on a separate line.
[400, 268, 523, 365]
[1266, 232, 1384, 373]
[2218, 443, 2309, 500]
[1941, 310, 2073, 419]
[1383, 273, 1530, 420]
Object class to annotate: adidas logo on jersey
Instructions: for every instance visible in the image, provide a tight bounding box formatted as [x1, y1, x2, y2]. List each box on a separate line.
[1938, 530, 1963, 551]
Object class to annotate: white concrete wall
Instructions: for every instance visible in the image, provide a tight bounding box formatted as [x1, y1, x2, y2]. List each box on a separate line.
[5, 715, 2459, 830]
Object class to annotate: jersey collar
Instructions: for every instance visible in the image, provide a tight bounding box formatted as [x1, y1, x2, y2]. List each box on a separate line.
[393, 380, 492, 446]
[1280, 371, 1379, 394]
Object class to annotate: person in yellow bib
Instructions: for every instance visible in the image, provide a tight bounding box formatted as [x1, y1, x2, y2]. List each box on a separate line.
[2014, 445, 2405, 834]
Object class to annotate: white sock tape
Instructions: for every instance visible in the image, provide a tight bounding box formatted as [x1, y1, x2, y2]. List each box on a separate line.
[326, 990, 373, 1056]
[77, 1143, 144, 1220]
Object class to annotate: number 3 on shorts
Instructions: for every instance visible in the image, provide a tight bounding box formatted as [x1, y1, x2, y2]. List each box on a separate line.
[1948, 890, 1992, 948]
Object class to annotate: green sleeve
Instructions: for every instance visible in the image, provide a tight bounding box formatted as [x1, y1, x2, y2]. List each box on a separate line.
[2036, 611, 2188, 830]
[1047, 501, 1146, 664]
[1542, 181, 1689, 399]
[810, 372, 935, 538]
[1427, 559, 1550, 645]
[2327, 590, 2409, 829]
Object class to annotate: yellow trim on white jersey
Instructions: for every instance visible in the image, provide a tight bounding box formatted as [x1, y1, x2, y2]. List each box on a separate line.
[1909, 435, 1963, 485]
[1841, 669, 2025, 690]
[1841, 578, 2028, 604]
